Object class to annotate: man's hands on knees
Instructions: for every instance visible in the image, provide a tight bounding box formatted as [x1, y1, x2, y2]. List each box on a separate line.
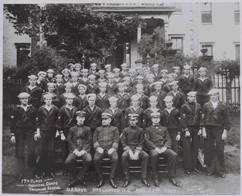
[108, 148, 116, 155]
[155, 147, 167, 154]
[97, 147, 104, 154]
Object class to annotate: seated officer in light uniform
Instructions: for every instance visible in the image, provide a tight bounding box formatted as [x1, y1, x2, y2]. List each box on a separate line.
[145, 112, 179, 187]
[65, 111, 92, 188]
[93, 112, 120, 188]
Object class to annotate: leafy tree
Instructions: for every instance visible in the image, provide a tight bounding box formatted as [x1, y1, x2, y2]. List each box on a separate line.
[137, 26, 166, 67]
[4, 4, 144, 64]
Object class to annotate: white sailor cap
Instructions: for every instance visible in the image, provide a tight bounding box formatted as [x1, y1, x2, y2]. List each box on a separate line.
[108, 96, 118, 102]
[208, 89, 220, 95]
[198, 67, 207, 72]
[81, 69, 89, 73]
[153, 81, 163, 86]
[143, 67, 150, 71]
[71, 72, 79, 77]
[88, 74, 96, 79]
[98, 70, 105, 74]
[113, 68, 120, 72]
[128, 68, 136, 73]
[78, 84, 87, 90]
[43, 93, 54, 99]
[17, 92, 30, 99]
[187, 91, 197, 96]
[136, 75, 144, 80]
[47, 69, 54, 73]
[28, 75, 38, 80]
[55, 74, 63, 79]
[149, 95, 158, 101]
[183, 64, 191, 69]
[147, 74, 155, 78]
[87, 93, 96, 100]
[131, 95, 139, 101]
[160, 69, 168, 73]
[99, 82, 108, 88]
[47, 82, 56, 87]
[90, 63, 97, 68]
[38, 71, 47, 76]
[64, 82, 73, 87]
[120, 63, 128, 68]
[62, 68, 71, 74]
[151, 112, 161, 118]
[169, 81, 179, 86]
[105, 64, 111, 69]
[152, 64, 159, 68]
[164, 96, 174, 102]
[64, 93, 76, 99]
[75, 63, 81, 68]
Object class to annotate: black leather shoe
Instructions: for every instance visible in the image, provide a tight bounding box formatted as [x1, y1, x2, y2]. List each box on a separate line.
[50, 172, 55, 178]
[185, 170, 190, 175]
[63, 171, 67, 176]
[207, 172, 213, 176]
[169, 177, 179, 187]
[219, 174, 226, 178]
[154, 179, 159, 187]
[68, 179, 80, 188]
[123, 179, 130, 188]
[96, 179, 104, 188]
[141, 178, 150, 187]
[109, 179, 117, 189]
[193, 168, 199, 173]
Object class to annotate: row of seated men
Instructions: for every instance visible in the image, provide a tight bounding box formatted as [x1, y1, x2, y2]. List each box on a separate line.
[10, 87, 230, 189]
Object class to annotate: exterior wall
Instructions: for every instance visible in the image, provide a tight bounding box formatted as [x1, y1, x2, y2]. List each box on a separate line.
[3, 16, 31, 67]
[166, 2, 240, 60]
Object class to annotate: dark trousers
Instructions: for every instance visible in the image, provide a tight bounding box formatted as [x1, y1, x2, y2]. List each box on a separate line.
[149, 149, 177, 178]
[196, 95, 210, 108]
[168, 128, 179, 154]
[65, 152, 92, 181]
[36, 131, 55, 174]
[182, 126, 199, 170]
[94, 150, 119, 179]
[121, 150, 149, 180]
[62, 128, 70, 171]
[15, 129, 36, 176]
[204, 126, 225, 175]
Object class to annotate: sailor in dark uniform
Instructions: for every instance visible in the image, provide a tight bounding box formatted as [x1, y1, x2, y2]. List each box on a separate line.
[73, 84, 88, 110]
[201, 89, 230, 178]
[10, 92, 38, 180]
[96, 82, 110, 112]
[178, 64, 194, 95]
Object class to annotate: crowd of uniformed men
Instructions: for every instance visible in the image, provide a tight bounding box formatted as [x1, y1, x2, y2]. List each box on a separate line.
[10, 62, 230, 189]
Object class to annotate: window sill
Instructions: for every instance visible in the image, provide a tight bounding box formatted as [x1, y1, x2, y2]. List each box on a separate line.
[201, 23, 213, 25]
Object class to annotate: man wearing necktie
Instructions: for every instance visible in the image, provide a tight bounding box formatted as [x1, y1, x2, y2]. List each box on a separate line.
[145, 112, 179, 187]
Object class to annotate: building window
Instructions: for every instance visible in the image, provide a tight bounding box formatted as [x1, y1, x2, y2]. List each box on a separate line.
[201, 3, 212, 24]
[200, 43, 214, 56]
[171, 37, 183, 53]
[234, 10, 240, 24]
[235, 44, 240, 61]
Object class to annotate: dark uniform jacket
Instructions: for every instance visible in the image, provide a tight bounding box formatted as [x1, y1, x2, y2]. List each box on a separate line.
[178, 75, 194, 93]
[36, 80, 48, 93]
[93, 125, 120, 151]
[145, 125, 172, 149]
[67, 125, 92, 153]
[74, 95, 88, 110]
[10, 105, 37, 135]
[56, 105, 77, 134]
[36, 105, 58, 131]
[143, 108, 161, 128]
[160, 108, 181, 129]
[121, 126, 145, 152]
[193, 78, 213, 96]
[134, 94, 149, 110]
[168, 91, 186, 110]
[120, 71, 128, 78]
[71, 82, 81, 96]
[104, 108, 124, 132]
[55, 83, 65, 96]
[162, 83, 172, 93]
[124, 106, 144, 128]
[83, 105, 102, 130]
[150, 90, 167, 110]
[180, 102, 202, 129]
[22, 86, 43, 109]
[86, 84, 99, 95]
[201, 101, 230, 130]
[151, 71, 162, 82]
[147, 84, 155, 97]
[96, 94, 110, 112]
[78, 78, 89, 85]
[116, 93, 131, 112]
[106, 83, 119, 96]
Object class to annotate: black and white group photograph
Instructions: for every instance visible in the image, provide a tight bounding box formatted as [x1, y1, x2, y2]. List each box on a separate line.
[2, 1, 241, 195]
